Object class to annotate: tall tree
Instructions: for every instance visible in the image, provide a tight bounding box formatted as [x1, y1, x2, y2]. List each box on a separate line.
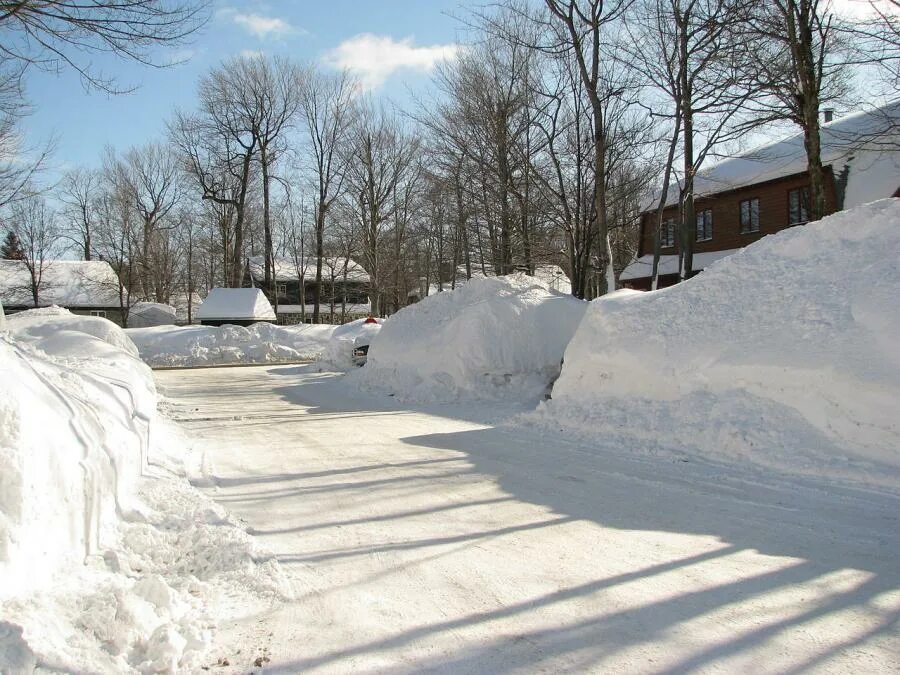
[298, 67, 356, 322]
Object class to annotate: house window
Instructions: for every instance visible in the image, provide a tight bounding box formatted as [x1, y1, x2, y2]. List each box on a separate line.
[660, 218, 676, 248]
[90, 310, 107, 318]
[788, 187, 810, 224]
[276, 282, 287, 297]
[740, 198, 760, 234]
[696, 209, 713, 242]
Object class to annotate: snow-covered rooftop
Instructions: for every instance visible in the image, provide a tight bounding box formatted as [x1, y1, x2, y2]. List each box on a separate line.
[619, 249, 740, 282]
[247, 255, 370, 284]
[645, 100, 900, 211]
[196, 288, 276, 321]
[0, 259, 122, 308]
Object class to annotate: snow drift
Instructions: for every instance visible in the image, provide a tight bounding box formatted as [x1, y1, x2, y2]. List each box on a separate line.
[1, 308, 289, 672]
[127, 322, 335, 368]
[358, 274, 586, 402]
[536, 199, 900, 489]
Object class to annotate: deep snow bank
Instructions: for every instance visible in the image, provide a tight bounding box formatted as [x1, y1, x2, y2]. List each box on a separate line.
[357, 274, 586, 402]
[127, 322, 335, 368]
[1, 309, 289, 672]
[535, 199, 900, 489]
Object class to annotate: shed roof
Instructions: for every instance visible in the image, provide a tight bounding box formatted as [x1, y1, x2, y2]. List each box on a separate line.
[0, 259, 122, 308]
[196, 288, 276, 321]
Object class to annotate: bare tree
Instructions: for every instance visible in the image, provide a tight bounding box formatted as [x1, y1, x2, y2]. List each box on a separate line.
[4, 194, 58, 306]
[0, 0, 208, 93]
[58, 166, 103, 260]
[739, 0, 854, 222]
[344, 105, 421, 316]
[298, 67, 356, 322]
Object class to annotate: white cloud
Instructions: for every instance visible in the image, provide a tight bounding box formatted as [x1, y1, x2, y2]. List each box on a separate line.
[218, 8, 297, 39]
[324, 34, 460, 90]
[239, 49, 264, 59]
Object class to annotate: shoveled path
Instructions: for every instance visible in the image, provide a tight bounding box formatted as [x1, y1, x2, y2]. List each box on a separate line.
[155, 364, 900, 674]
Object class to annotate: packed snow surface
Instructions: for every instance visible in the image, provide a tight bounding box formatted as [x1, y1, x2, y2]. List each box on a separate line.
[536, 199, 900, 489]
[127, 322, 335, 368]
[0, 308, 289, 672]
[358, 274, 586, 401]
[196, 288, 275, 321]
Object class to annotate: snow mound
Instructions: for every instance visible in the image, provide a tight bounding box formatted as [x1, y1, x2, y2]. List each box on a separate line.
[534, 199, 900, 489]
[196, 288, 275, 322]
[0, 310, 290, 672]
[320, 318, 383, 371]
[127, 322, 335, 368]
[7, 305, 138, 357]
[357, 274, 586, 402]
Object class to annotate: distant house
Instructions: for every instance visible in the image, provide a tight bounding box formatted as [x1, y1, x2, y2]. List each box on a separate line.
[0, 259, 125, 324]
[244, 255, 370, 324]
[622, 101, 900, 290]
[196, 288, 276, 327]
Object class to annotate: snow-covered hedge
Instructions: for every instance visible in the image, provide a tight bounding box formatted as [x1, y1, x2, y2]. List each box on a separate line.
[1, 308, 289, 672]
[535, 199, 900, 489]
[357, 274, 587, 402]
[127, 322, 335, 368]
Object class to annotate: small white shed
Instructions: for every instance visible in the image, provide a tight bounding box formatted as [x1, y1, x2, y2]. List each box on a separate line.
[196, 288, 276, 326]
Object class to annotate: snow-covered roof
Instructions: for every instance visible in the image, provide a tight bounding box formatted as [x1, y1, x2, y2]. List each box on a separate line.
[247, 255, 370, 284]
[619, 249, 740, 281]
[0, 259, 122, 308]
[196, 288, 276, 321]
[645, 100, 900, 211]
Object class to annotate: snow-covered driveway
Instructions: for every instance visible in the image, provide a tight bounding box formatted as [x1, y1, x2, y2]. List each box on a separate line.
[155, 364, 900, 673]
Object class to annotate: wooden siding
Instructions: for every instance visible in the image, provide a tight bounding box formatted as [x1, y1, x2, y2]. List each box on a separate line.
[638, 168, 838, 259]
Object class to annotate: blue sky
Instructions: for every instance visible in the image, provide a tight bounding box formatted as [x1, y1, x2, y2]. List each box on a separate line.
[26, 0, 470, 174]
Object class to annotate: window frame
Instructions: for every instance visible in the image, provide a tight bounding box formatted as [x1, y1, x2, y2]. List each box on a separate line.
[660, 218, 676, 248]
[695, 209, 713, 242]
[276, 282, 288, 297]
[739, 197, 760, 234]
[90, 310, 107, 318]
[788, 187, 810, 225]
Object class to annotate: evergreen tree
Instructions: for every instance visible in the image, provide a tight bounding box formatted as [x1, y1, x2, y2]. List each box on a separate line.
[0, 230, 25, 260]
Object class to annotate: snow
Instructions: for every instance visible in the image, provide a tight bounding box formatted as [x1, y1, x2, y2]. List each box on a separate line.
[196, 288, 275, 322]
[619, 248, 740, 281]
[129, 302, 177, 328]
[247, 255, 370, 283]
[0, 259, 122, 308]
[357, 274, 586, 402]
[534, 199, 900, 490]
[0, 308, 289, 672]
[153, 363, 900, 673]
[127, 322, 335, 368]
[320, 317, 383, 370]
[646, 100, 900, 211]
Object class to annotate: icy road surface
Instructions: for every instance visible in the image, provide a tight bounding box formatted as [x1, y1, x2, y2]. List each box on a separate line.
[155, 364, 900, 673]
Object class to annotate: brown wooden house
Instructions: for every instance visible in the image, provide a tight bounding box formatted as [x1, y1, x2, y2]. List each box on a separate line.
[622, 101, 900, 290]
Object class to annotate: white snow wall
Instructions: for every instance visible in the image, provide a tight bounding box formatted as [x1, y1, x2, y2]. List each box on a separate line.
[547, 200, 900, 483]
[0, 311, 156, 595]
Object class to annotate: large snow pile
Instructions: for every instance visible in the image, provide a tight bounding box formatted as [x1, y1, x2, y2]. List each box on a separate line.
[320, 317, 383, 370]
[533, 199, 900, 489]
[357, 274, 586, 402]
[1, 308, 290, 672]
[196, 288, 275, 322]
[127, 322, 335, 368]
